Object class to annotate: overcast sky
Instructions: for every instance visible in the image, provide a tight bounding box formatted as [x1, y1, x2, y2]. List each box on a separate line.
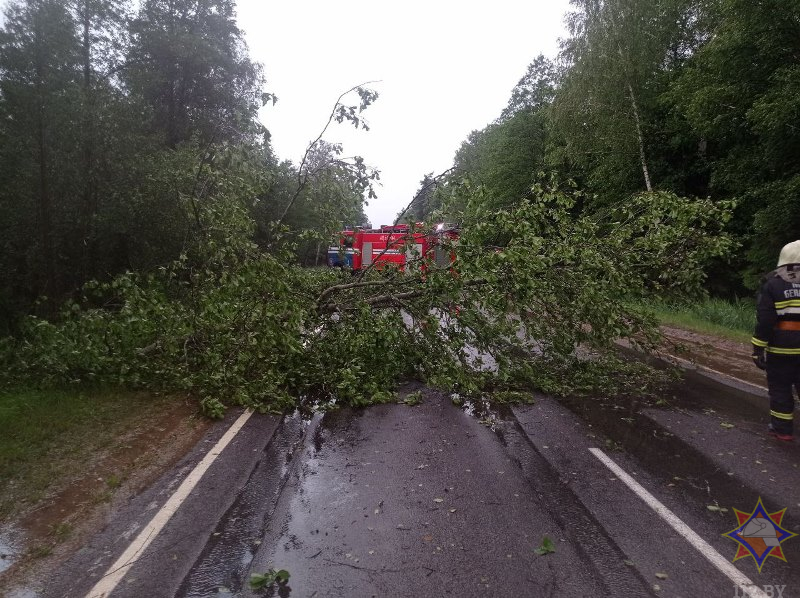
[237, 0, 572, 227]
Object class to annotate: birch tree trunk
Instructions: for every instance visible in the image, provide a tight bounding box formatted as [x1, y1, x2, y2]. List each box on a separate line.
[626, 80, 653, 192]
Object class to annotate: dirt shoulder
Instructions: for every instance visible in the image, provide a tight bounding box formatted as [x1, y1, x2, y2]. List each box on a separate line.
[0, 393, 211, 595]
[657, 325, 765, 389]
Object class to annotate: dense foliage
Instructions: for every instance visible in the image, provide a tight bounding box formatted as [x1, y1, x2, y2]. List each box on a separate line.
[419, 0, 799, 293]
[0, 0, 776, 415]
[0, 0, 366, 333]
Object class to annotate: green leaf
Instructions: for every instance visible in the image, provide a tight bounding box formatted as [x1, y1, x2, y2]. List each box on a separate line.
[250, 568, 290, 590]
[249, 573, 272, 590]
[534, 535, 556, 556]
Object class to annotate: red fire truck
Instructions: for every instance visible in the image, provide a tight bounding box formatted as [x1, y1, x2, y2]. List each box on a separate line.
[327, 223, 458, 273]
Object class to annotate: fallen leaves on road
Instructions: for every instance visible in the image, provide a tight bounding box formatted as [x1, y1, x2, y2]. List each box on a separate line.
[249, 568, 290, 590]
[534, 535, 556, 556]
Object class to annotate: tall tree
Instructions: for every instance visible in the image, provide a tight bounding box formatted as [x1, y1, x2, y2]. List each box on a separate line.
[670, 0, 800, 281]
[0, 0, 274, 329]
[71, 0, 130, 279]
[0, 0, 81, 306]
[500, 54, 557, 121]
[551, 0, 701, 202]
[254, 139, 370, 265]
[404, 173, 439, 222]
[126, 0, 264, 147]
[446, 108, 549, 212]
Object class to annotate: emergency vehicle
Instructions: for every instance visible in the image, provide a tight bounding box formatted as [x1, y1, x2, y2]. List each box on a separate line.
[327, 223, 458, 273]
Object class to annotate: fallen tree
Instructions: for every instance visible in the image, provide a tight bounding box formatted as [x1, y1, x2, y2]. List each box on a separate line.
[0, 172, 735, 416]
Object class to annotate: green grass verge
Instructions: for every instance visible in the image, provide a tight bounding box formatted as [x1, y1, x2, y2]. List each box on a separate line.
[0, 387, 178, 519]
[643, 298, 755, 343]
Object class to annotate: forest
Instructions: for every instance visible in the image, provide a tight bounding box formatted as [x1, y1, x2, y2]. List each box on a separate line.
[410, 0, 799, 296]
[0, 0, 371, 333]
[0, 0, 795, 414]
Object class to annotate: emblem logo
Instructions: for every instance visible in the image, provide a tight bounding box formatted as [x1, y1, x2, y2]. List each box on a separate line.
[722, 497, 797, 572]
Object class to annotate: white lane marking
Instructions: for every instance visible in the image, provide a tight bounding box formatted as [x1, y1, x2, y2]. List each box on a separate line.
[659, 351, 768, 392]
[86, 408, 254, 598]
[589, 448, 768, 598]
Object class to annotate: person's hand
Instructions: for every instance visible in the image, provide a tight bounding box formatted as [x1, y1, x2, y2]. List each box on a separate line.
[752, 347, 766, 370]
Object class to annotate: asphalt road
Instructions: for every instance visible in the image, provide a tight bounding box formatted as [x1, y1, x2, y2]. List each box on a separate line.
[22, 371, 800, 598]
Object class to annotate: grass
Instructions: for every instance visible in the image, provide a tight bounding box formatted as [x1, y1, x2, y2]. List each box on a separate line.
[0, 386, 178, 519]
[51, 522, 73, 541]
[644, 297, 755, 343]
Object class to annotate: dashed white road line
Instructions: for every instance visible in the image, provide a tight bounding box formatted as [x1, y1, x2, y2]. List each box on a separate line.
[86, 408, 254, 598]
[589, 448, 768, 598]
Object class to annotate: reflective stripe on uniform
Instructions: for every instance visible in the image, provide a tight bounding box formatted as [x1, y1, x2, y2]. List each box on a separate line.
[774, 299, 800, 309]
[751, 337, 769, 348]
[771, 410, 794, 420]
[766, 347, 800, 355]
[775, 298, 800, 316]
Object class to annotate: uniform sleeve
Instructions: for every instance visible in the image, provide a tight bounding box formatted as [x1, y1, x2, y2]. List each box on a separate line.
[752, 279, 777, 348]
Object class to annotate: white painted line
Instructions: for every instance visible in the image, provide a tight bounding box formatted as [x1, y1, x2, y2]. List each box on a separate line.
[659, 351, 768, 392]
[86, 408, 255, 598]
[589, 448, 767, 598]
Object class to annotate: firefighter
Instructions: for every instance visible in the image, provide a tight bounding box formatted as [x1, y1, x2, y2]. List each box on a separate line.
[752, 240, 800, 441]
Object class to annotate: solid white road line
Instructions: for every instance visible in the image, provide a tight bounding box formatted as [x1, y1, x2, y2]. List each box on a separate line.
[86, 408, 255, 598]
[659, 351, 768, 393]
[589, 448, 768, 598]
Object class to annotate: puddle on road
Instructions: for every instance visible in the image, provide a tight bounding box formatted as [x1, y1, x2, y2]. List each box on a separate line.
[178, 411, 319, 598]
[456, 395, 504, 432]
[0, 525, 41, 598]
[180, 404, 375, 597]
[243, 391, 652, 597]
[0, 524, 21, 575]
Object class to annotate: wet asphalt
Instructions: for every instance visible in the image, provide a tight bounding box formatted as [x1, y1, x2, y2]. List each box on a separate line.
[17, 367, 800, 598]
[183, 389, 641, 597]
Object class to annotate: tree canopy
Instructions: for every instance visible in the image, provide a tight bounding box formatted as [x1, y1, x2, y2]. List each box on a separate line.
[417, 0, 798, 293]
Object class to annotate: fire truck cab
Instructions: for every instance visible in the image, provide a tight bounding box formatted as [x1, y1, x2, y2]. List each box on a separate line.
[327, 223, 458, 273]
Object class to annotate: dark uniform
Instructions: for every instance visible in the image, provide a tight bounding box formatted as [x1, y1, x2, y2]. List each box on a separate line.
[752, 274, 800, 438]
